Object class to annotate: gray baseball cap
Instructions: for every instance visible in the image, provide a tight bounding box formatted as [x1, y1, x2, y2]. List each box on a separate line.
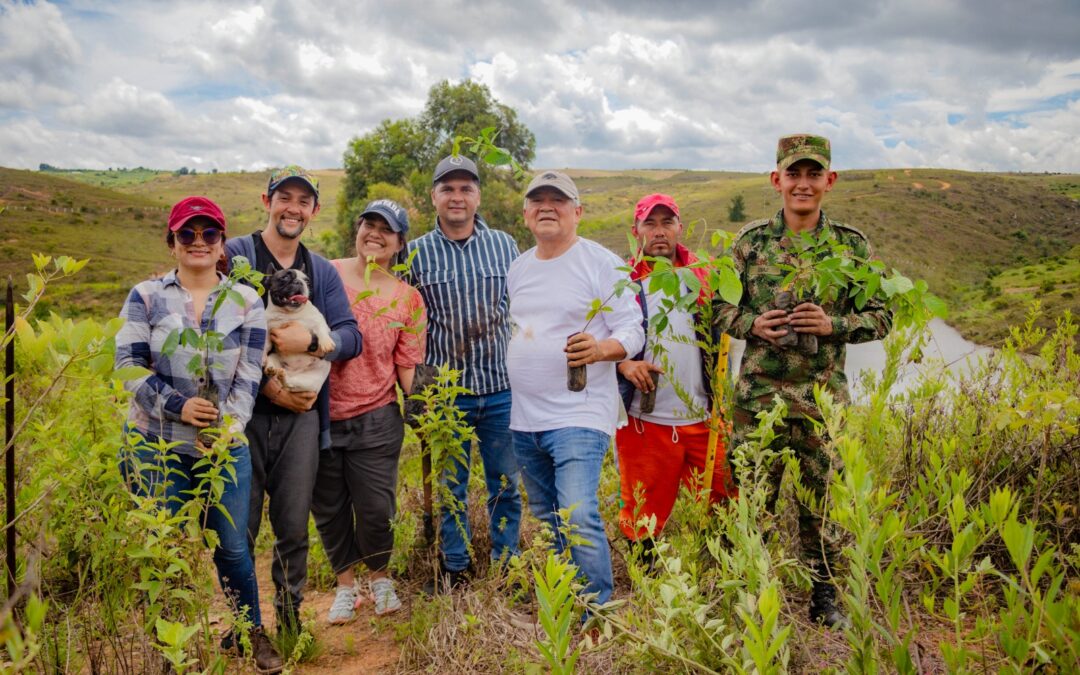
[525, 170, 579, 202]
[432, 154, 480, 184]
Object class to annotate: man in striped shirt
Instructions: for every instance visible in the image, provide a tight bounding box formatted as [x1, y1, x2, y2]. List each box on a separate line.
[409, 154, 522, 593]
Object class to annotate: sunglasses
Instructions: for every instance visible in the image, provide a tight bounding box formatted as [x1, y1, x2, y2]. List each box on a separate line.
[175, 227, 223, 246]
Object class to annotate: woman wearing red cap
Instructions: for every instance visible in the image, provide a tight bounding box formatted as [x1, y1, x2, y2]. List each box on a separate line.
[115, 196, 281, 672]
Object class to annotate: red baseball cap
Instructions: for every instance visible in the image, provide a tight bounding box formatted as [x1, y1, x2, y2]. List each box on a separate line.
[634, 193, 680, 223]
[167, 196, 227, 232]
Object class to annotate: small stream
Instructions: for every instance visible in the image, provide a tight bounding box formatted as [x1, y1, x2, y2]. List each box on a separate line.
[728, 319, 994, 401]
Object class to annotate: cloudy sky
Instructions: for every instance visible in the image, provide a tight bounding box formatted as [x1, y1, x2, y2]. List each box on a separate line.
[2, 0, 1079, 173]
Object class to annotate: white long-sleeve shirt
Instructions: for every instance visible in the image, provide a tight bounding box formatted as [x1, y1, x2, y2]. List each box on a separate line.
[507, 238, 645, 436]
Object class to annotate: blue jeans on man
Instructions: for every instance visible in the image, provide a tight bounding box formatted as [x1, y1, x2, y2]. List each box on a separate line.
[122, 434, 262, 628]
[512, 427, 613, 604]
[439, 389, 522, 572]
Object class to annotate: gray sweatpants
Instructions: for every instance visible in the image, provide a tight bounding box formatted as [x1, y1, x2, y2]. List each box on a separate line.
[246, 410, 320, 624]
[312, 403, 404, 574]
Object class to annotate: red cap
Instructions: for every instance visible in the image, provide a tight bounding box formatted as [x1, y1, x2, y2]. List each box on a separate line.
[634, 193, 680, 223]
[167, 196, 227, 232]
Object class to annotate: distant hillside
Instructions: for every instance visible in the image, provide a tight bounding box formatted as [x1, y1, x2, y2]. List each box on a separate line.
[2, 166, 1077, 346]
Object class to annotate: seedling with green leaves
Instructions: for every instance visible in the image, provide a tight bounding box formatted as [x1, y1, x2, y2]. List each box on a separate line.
[775, 227, 947, 354]
[159, 256, 264, 445]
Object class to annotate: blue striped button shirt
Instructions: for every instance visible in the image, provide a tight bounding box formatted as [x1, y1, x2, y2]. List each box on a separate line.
[407, 217, 519, 395]
[115, 270, 267, 455]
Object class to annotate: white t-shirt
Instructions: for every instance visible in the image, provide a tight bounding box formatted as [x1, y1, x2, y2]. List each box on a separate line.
[507, 238, 645, 436]
[628, 285, 708, 426]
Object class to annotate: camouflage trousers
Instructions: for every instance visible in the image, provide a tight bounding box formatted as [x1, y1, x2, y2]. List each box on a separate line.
[732, 408, 841, 580]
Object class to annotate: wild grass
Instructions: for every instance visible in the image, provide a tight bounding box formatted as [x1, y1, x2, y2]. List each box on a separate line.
[1, 253, 1078, 672]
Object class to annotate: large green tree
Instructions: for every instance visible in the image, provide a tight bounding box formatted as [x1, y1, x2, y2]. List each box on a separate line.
[336, 80, 536, 255]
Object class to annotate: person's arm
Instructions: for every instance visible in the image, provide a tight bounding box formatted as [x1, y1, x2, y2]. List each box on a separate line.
[394, 288, 427, 395]
[219, 290, 267, 433]
[115, 285, 190, 422]
[266, 259, 362, 361]
[320, 263, 362, 361]
[567, 251, 645, 366]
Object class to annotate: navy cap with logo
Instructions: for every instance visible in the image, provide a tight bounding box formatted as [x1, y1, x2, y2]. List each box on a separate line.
[432, 154, 480, 184]
[359, 199, 409, 235]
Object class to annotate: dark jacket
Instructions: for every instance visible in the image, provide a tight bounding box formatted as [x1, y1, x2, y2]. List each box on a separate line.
[226, 234, 363, 449]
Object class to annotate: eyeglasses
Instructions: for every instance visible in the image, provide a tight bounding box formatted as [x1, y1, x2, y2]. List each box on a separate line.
[176, 227, 223, 246]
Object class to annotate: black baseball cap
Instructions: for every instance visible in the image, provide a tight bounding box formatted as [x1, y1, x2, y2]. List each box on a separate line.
[432, 154, 480, 184]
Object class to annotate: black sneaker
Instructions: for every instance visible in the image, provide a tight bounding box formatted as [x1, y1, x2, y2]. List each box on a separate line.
[421, 565, 471, 595]
[630, 537, 659, 575]
[809, 581, 850, 630]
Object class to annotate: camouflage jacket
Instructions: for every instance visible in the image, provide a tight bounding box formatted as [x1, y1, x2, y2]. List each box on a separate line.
[714, 210, 892, 419]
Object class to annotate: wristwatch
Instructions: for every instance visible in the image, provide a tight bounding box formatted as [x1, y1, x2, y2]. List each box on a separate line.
[307, 331, 320, 353]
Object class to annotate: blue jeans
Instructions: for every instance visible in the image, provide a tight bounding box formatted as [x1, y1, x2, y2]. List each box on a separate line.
[121, 432, 262, 628]
[439, 389, 522, 572]
[512, 427, 613, 604]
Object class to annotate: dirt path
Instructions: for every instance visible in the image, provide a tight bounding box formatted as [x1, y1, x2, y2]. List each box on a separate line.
[213, 553, 404, 673]
[910, 180, 951, 191]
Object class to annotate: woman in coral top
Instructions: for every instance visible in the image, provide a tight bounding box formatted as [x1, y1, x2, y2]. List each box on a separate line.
[312, 199, 425, 622]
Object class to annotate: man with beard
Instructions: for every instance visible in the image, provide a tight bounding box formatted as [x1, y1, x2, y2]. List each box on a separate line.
[226, 165, 362, 633]
[615, 194, 734, 566]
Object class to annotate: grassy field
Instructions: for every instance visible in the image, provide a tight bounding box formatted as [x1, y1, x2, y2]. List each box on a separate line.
[41, 166, 171, 189]
[951, 244, 1080, 346]
[2, 165, 1078, 344]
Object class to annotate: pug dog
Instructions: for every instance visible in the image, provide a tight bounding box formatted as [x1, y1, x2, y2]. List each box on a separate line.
[263, 265, 335, 392]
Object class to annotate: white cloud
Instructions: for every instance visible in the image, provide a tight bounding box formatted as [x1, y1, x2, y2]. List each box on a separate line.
[0, 0, 81, 109]
[0, 0, 1077, 172]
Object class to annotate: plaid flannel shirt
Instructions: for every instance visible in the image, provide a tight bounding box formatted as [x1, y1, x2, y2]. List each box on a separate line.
[115, 270, 267, 455]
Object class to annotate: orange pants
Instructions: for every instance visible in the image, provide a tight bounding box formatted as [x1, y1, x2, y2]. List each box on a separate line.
[615, 418, 734, 540]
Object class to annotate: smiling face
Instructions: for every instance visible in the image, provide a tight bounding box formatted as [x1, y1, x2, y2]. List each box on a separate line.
[169, 217, 224, 273]
[770, 158, 837, 219]
[633, 205, 683, 259]
[523, 187, 582, 247]
[355, 214, 404, 266]
[263, 181, 320, 240]
[430, 174, 480, 232]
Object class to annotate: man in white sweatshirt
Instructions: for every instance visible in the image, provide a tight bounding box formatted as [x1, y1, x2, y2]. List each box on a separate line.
[506, 171, 644, 605]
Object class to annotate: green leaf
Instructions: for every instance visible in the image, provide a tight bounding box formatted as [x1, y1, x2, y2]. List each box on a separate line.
[161, 329, 181, 357]
[881, 274, 914, 297]
[1001, 518, 1034, 569]
[112, 365, 151, 381]
[715, 267, 742, 305]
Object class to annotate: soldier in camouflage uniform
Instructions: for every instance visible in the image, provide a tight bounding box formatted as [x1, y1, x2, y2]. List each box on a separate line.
[714, 134, 892, 628]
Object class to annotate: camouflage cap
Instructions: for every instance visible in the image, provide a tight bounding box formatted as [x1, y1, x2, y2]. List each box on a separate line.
[776, 134, 831, 171]
[268, 165, 320, 203]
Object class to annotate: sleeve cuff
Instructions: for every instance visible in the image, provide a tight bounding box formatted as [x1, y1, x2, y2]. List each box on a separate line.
[163, 391, 188, 421]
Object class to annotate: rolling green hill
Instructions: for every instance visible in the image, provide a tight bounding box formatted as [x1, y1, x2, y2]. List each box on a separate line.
[2, 166, 1077, 346]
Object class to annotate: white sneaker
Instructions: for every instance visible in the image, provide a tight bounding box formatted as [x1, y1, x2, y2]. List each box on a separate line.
[328, 585, 357, 624]
[370, 577, 402, 616]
